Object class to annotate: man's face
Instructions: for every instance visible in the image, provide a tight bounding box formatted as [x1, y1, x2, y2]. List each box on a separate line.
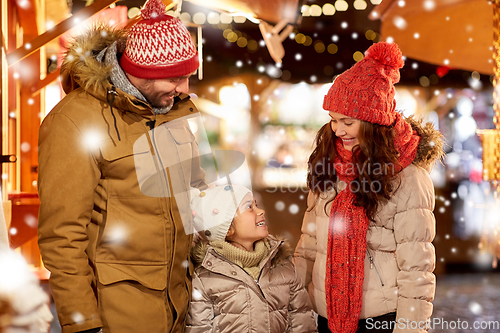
[126, 73, 192, 109]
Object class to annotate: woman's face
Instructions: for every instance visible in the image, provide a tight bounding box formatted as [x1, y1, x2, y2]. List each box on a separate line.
[329, 111, 361, 151]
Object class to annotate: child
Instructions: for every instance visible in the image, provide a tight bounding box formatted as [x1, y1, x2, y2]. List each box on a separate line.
[186, 184, 317, 333]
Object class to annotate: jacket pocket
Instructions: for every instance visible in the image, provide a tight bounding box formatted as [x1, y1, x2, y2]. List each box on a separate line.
[96, 195, 167, 263]
[367, 248, 385, 287]
[96, 262, 168, 290]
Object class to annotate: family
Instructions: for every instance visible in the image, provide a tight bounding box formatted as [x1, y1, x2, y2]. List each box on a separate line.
[35, 0, 443, 332]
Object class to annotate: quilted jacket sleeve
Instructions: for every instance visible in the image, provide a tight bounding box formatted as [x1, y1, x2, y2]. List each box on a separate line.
[287, 263, 318, 333]
[393, 166, 436, 333]
[38, 113, 102, 332]
[294, 190, 318, 289]
[186, 272, 214, 333]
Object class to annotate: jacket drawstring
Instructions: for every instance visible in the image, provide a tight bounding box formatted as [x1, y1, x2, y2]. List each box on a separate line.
[107, 86, 121, 141]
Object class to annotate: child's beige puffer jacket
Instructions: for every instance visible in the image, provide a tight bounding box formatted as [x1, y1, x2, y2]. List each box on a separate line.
[187, 236, 318, 333]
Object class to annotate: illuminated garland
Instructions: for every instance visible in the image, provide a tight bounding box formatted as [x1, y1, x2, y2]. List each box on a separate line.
[478, 0, 500, 267]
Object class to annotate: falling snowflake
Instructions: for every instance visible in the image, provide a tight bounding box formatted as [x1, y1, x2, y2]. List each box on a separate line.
[24, 214, 37, 228]
[107, 225, 128, 244]
[83, 130, 102, 150]
[468, 301, 482, 315]
[423, 0, 436, 11]
[71, 312, 85, 324]
[275, 201, 285, 211]
[393, 16, 407, 30]
[192, 289, 203, 301]
[289, 204, 299, 214]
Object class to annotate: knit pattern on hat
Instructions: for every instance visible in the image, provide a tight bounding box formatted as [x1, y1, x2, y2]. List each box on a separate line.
[323, 42, 404, 126]
[120, 0, 199, 79]
[190, 185, 252, 242]
[210, 239, 271, 279]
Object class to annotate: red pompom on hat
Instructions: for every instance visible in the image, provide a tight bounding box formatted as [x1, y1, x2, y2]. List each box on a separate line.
[120, 0, 199, 79]
[323, 42, 404, 126]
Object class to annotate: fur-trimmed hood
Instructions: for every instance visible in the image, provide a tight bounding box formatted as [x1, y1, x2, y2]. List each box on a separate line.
[406, 115, 445, 171]
[60, 25, 126, 98]
[191, 235, 294, 269]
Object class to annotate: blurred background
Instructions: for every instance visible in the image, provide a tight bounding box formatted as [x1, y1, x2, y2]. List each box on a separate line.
[2, 0, 500, 332]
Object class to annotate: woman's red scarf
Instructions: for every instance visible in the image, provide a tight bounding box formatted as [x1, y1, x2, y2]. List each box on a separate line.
[325, 113, 420, 332]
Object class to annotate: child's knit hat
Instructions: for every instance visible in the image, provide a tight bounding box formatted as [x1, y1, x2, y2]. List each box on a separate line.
[120, 0, 199, 79]
[190, 184, 252, 242]
[323, 42, 404, 126]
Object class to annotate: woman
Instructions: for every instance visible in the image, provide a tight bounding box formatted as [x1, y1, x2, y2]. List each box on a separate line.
[294, 42, 444, 333]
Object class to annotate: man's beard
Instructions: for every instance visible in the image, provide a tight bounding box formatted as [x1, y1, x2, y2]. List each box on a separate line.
[145, 92, 176, 114]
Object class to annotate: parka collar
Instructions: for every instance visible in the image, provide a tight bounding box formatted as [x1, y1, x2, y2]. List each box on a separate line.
[406, 115, 445, 171]
[191, 235, 294, 271]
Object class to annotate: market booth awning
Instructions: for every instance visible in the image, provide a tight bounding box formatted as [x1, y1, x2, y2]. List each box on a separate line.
[369, 0, 494, 75]
[186, 0, 302, 24]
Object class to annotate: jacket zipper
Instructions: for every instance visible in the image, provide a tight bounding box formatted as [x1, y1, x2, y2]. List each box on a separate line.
[149, 116, 178, 297]
[367, 248, 384, 287]
[210, 249, 268, 302]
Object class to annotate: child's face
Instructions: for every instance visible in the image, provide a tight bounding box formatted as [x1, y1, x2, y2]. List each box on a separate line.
[229, 193, 268, 248]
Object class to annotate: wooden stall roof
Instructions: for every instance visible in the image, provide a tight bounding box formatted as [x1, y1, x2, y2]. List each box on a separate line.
[370, 0, 494, 75]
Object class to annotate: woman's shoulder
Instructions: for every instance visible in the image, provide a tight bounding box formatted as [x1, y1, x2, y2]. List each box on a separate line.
[392, 164, 435, 210]
[400, 163, 433, 187]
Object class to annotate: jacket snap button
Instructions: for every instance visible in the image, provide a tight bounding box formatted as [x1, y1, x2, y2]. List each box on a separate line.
[231, 271, 237, 276]
[189, 108, 194, 112]
[204, 230, 211, 236]
[207, 261, 212, 266]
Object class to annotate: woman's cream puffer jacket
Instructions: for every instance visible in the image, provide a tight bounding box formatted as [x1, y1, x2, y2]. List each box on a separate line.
[294, 117, 443, 333]
[187, 236, 317, 333]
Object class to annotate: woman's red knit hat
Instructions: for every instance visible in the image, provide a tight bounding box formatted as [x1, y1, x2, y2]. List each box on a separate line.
[323, 42, 404, 126]
[120, 0, 199, 79]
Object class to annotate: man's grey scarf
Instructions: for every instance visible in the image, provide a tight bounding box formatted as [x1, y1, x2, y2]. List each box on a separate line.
[97, 41, 171, 114]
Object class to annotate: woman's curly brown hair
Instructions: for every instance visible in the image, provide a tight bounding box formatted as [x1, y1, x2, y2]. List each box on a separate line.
[307, 120, 403, 221]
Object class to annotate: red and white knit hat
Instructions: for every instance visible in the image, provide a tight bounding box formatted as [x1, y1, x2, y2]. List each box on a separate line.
[323, 42, 404, 126]
[120, 0, 199, 79]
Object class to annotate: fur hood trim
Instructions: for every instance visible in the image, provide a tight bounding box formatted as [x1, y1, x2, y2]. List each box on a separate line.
[60, 24, 126, 95]
[406, 115, 445, 171]
[191, 235, 294, 268]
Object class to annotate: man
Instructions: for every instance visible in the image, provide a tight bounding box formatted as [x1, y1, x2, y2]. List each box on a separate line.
[37, 1, 206, 332]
